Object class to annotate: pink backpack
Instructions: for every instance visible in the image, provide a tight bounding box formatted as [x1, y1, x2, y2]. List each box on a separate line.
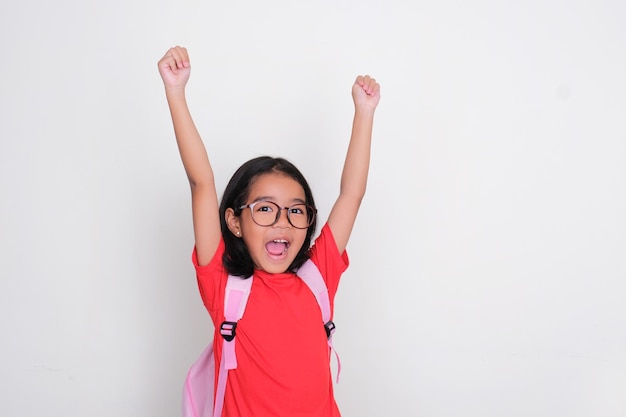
[181, 259, 340, 417]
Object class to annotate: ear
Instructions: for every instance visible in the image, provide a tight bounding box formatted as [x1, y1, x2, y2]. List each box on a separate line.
[225, 208, 242, 237]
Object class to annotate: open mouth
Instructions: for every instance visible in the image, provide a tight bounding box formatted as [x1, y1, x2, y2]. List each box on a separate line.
[265, 239, 290, 257]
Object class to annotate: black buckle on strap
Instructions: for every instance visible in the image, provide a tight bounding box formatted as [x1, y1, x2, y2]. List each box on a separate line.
[220, 321, 237, 342]
[324, 320, 336, 339]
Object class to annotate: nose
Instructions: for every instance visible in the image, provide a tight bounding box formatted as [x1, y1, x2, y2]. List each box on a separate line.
[275, 207, 291, 228]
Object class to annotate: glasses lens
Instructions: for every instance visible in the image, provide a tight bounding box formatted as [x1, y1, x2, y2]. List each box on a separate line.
[250, 201, 281, 226]
[287, 204, 314, 229]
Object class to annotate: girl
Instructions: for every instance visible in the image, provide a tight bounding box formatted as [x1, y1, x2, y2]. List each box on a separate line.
[158, 46, 380, 417]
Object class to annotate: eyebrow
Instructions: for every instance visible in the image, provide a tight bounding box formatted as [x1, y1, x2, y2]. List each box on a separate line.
[251, 196, 307, 205]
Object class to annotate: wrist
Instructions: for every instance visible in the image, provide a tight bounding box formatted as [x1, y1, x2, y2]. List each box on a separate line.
[164, 85, 187, 99]
[354, 106, 376, 119]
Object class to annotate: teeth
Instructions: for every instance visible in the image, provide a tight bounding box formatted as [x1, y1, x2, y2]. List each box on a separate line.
[273, 239, 289, 254]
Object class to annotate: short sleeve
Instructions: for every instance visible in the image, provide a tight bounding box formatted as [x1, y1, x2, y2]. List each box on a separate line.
[192, 239, 228, 324]
[308, 223, 349, 305]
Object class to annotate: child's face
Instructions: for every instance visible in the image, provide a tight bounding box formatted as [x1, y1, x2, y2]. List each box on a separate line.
[235, 172, 309, 274]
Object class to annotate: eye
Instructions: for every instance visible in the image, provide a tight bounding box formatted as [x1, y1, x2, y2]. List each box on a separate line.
[289, 205, 305, 215]
[256, 203, 275, 212]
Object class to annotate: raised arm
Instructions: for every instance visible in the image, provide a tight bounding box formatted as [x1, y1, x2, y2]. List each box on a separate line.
[158, 46, 220, 266]
[327, 75, 381, 254]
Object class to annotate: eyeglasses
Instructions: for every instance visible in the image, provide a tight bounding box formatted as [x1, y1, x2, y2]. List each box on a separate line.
[238, 201, 316, 229]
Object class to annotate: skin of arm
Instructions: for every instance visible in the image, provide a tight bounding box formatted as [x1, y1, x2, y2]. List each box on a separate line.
[158, 46, 221, 266]
[327, 75, 381, 254]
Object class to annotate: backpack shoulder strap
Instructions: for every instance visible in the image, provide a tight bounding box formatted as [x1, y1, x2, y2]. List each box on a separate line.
[297, 259, 341, 382]
[297, 260, 331, 324]
[213, 274, 253, 417]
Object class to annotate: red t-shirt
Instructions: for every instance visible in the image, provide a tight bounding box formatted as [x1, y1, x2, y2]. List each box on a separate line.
[192, 223, 349, 417]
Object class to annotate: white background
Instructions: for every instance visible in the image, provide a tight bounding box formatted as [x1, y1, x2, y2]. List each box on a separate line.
[1, 1, 625, 416]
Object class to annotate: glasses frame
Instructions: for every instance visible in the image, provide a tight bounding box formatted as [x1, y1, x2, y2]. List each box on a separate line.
[238, 201, 317, 229]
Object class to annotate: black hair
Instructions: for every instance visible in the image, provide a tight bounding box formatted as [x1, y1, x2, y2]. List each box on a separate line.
[219, 156, 318, 277]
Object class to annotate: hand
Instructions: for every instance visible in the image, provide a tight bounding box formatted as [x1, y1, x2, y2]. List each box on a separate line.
[352, 75, 380, 112]
[158, 46, 191, 91]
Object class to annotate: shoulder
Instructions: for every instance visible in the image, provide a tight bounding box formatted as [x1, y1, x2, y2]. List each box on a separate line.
[192, 239, 228, 320]
[310, 224, 349, 267]
[308, 223, 349, 295]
